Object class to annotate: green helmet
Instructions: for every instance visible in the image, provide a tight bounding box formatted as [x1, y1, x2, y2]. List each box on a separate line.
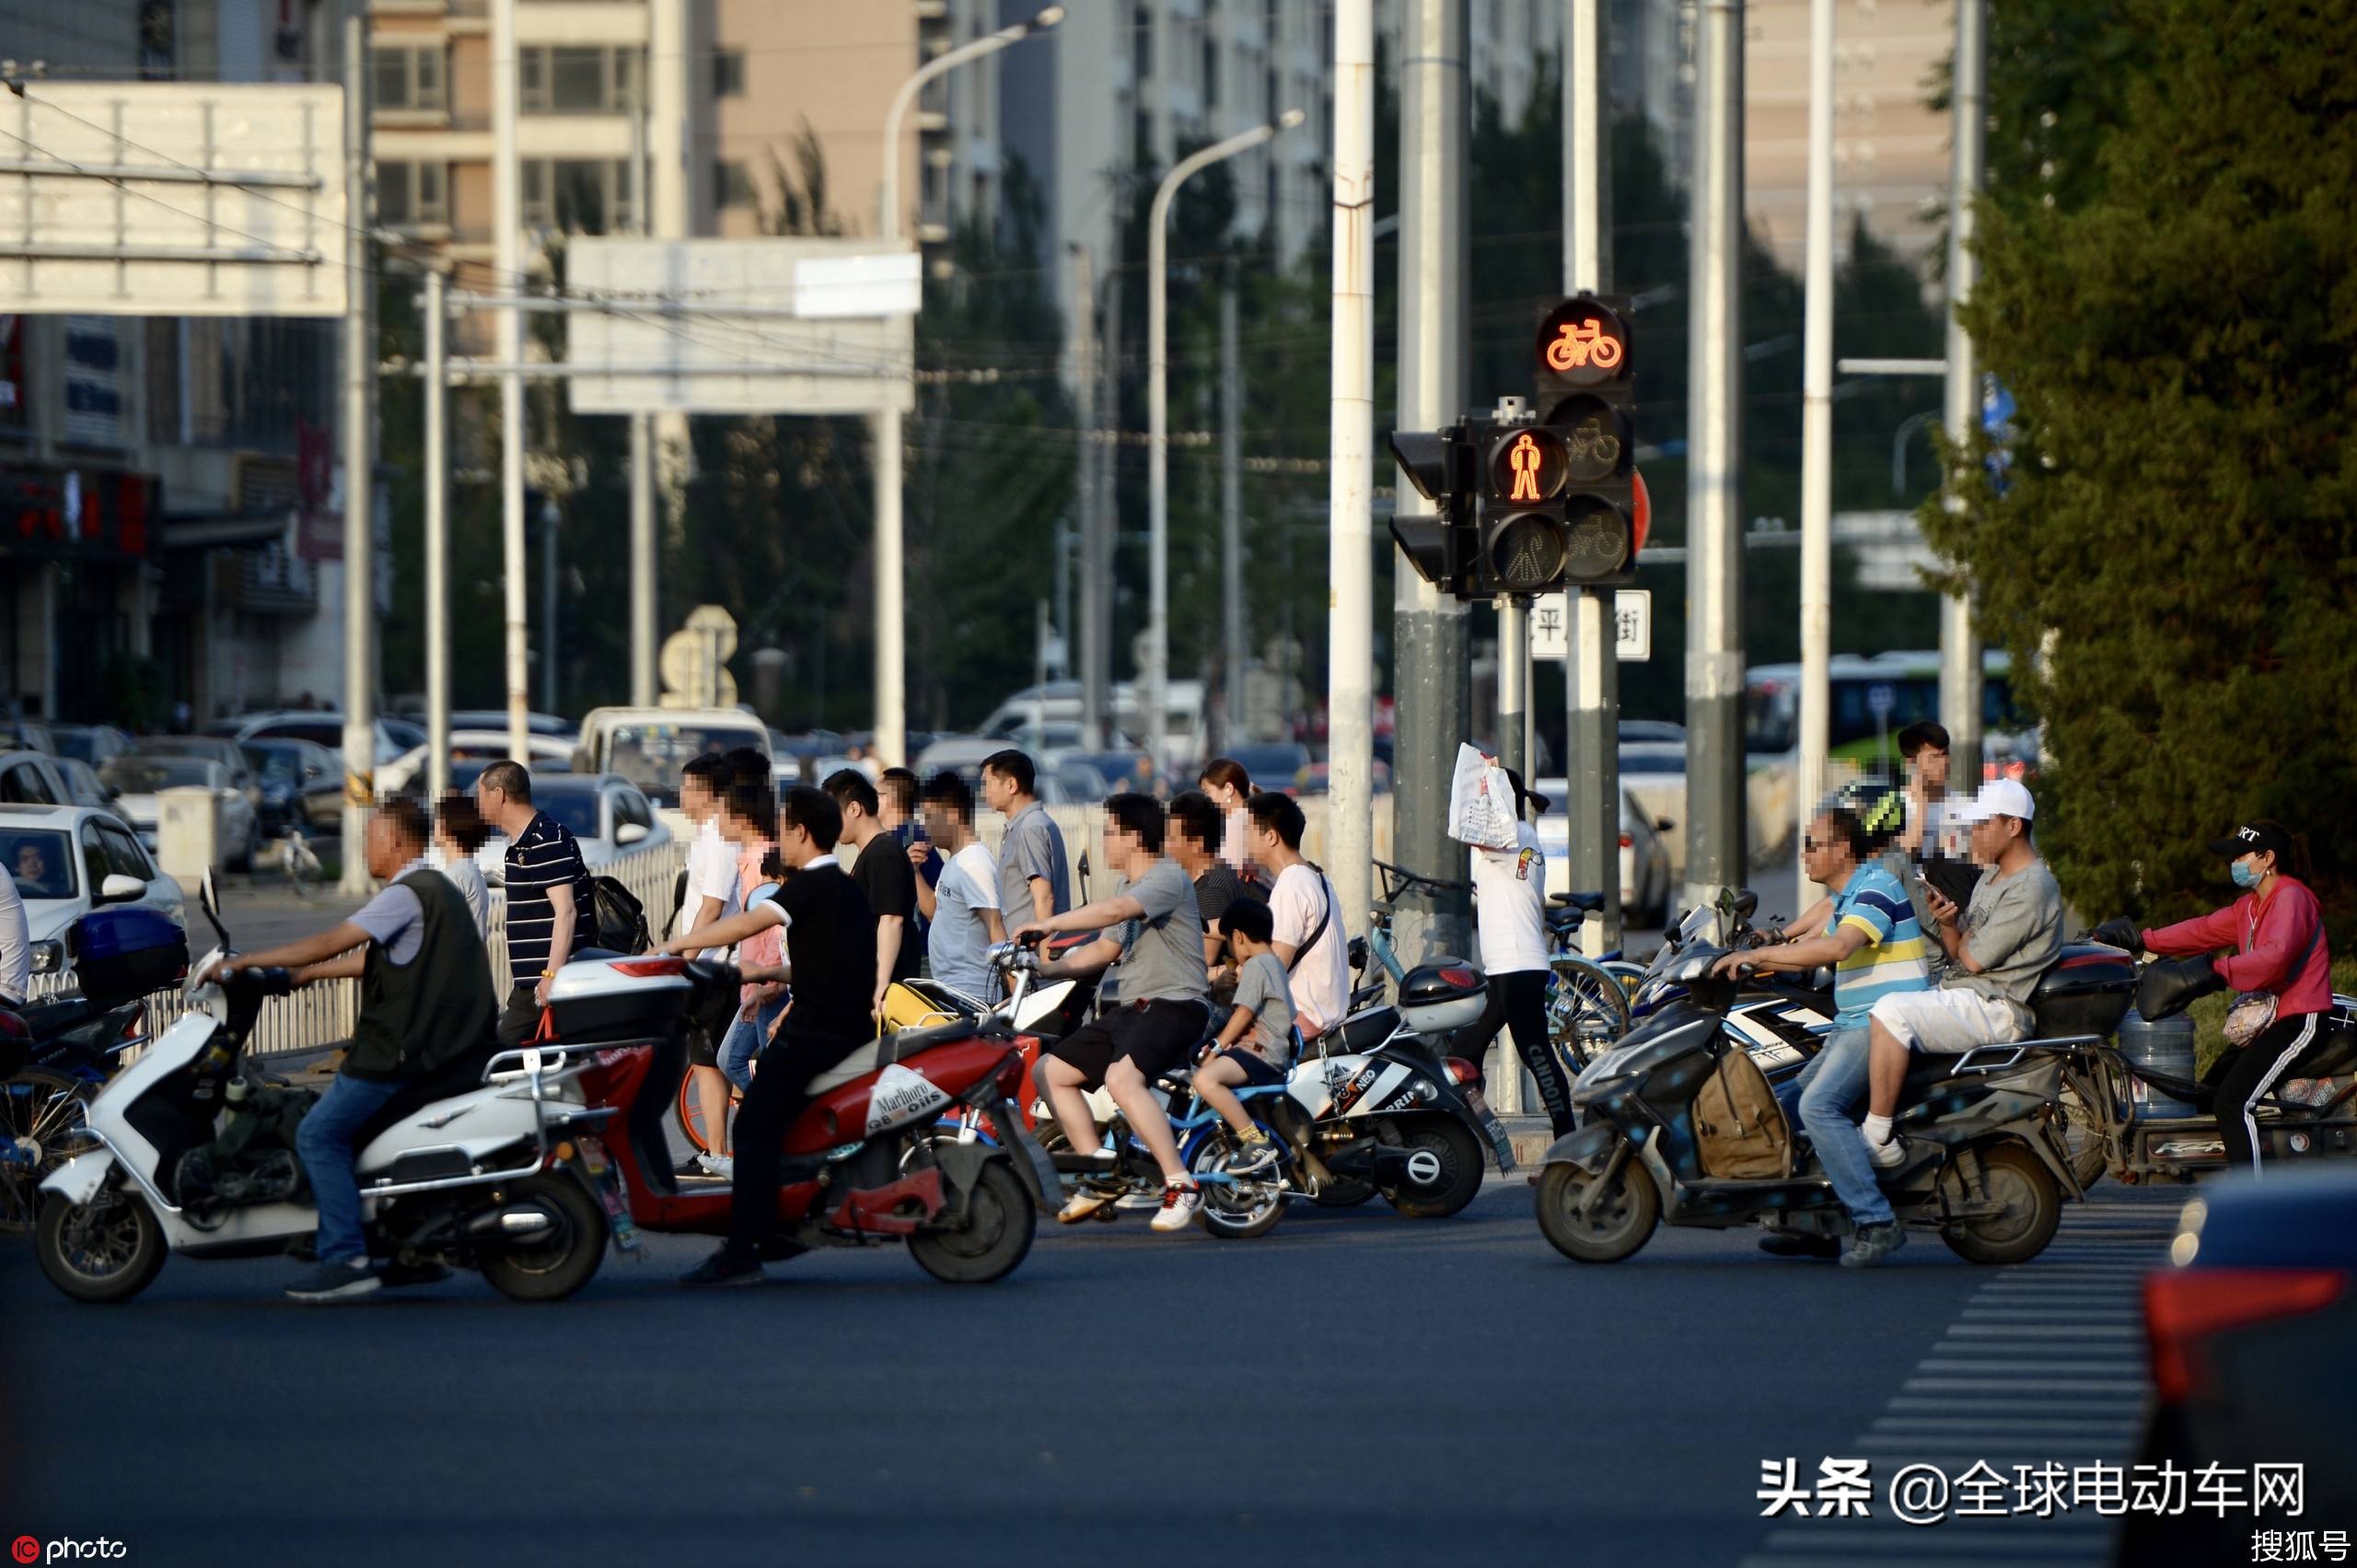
[1819, 777, 1908, 851]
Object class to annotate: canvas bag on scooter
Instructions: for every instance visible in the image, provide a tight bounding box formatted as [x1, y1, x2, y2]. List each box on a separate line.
[1692, 1044, 1794, 1179]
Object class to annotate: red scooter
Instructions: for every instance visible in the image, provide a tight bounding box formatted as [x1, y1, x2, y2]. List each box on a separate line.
[540, 945, 1062, 1285]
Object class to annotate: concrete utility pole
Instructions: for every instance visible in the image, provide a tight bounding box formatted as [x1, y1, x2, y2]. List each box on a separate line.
[424, 268, 450, 800]
[1148, 111, 1301, 783]
[1392, 0, 1472, 966]
[1219, 279, 1246, 750]
[1562, 0, 1620, 945]
[540, 495, 560, 713]
[1328, 0, 1377, 939]
[493, 0, 530, 765]
[1094, 265, 1122, 748]
[1683, 0, 1747, 912]
[1939, 0, 1988, 786]
[1072, 242, 1105, 749]
[628, 95, 656, 709]
[1796, 0, 1836, 896]
[338, 8, 377, 895]
[878, 6, 1064, 770]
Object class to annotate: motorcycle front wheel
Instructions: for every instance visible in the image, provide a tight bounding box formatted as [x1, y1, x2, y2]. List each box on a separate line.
[1534, 1156, 1658, 1263]
[37, 1190, 168, 1305]
[910, 1158, 1035, 1283]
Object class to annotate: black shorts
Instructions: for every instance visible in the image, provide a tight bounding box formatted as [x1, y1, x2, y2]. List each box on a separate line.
[1213, 1048, 1288, 1088]
[686, 1020, 722, 1070]
[1050, 999, 1210, 1090]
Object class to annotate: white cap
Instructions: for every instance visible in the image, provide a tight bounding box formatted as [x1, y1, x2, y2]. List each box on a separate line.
[1953, 776, 2037, 825]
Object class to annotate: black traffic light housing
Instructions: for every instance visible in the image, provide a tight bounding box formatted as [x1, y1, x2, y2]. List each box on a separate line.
[1532, 294, 1637, 587]
[1387, 426, 1473, 597]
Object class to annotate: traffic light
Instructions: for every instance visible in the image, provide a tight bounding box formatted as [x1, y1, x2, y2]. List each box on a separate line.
[1532, 294, 1638, 587]
[1387, 426, 1472, 598]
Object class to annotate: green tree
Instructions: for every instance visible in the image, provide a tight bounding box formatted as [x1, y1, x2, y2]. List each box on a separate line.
[1922, 0, 2357, 938]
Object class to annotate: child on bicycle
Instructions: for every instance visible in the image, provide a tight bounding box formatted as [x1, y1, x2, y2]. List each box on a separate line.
[1192, 899, 1296, 1174]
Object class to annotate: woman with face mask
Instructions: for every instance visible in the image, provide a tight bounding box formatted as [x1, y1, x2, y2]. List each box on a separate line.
[2103, 819, 2332, 1177]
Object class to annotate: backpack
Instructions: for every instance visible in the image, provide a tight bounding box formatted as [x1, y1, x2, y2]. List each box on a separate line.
[589, 876, 651, 956]
[1692, 1044, 1793, 1179]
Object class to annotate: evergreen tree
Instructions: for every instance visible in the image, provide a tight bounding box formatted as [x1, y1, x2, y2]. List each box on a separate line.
[1922, 0, 2357, 935]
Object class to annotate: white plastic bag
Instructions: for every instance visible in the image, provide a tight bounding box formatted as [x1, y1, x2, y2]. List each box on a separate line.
[1447, 743, 1519, 850]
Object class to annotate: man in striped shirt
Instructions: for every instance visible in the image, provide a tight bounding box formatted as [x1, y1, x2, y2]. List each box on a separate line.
[476, 760, 594, 1044]
[1715, 782, 1928, 1266]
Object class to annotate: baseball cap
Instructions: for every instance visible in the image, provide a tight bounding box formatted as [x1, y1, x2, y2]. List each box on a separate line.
[1952, 777, 2037, 826]
[2207, 821, 2292, 859]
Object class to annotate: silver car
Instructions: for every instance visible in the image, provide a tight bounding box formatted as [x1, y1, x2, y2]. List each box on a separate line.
[99, 756, 261, 871]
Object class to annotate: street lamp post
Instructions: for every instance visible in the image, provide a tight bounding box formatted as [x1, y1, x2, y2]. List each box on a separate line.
[1146, 110, 1304, 779]
[871, 5, 1063, 768]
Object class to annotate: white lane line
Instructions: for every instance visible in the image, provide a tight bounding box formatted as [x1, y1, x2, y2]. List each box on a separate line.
[1902, 1376, 2146, 1393]
[1870, 1418, 2140, 1433]
[1739, 1557, 2106, 1568]
[1883, 1396, 2146, 1413]
[1939, 1323, 2143, 1337]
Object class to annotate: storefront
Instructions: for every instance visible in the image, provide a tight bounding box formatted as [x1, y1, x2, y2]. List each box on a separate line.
[0, 460, 160, 724]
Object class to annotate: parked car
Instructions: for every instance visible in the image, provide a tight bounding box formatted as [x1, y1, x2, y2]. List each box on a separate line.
[5, 718, 57, 754]
[1535, 779, 1675, 927]
[0, 749, 75, 807]
[1211, 742, 1314, 793]
[129, 736, 262, 818]
[50, 724, 137, 767]
[570, 707, 772, 808]
[449, 708, 575, 739]
[238, 738, 344, 835]
[2121, 1170, 2357, 1567]
[99, 756, 261, 869]
[471, 773, 671, 880]
[2, 803, 186, 990]
[207, 712, 417, 767]
[373, 731, 576, 798]
[52, 757, 137, 832]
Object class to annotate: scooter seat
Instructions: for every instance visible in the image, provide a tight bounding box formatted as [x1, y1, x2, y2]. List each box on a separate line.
[804, 1017, 986, 1095]
[349, 1040, 503, 1149]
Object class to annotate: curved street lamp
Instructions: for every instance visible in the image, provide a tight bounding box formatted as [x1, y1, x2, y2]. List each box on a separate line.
[1144, 108, 1306, 776]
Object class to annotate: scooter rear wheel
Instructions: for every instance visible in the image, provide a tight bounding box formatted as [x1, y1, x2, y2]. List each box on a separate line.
[1534, 1157, 1659, 1263]
[1381, 1119, 1485, 1219]
[36, 1190, 168, 1305]
[479, 1175, 608, 1303]
[1939, 1143, 2063, 1265]
[910, 1158, 1035, 1283]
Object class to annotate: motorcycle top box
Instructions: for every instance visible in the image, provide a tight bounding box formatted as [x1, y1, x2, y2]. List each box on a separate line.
[544, 956, 694, 1044]
[70, 906, 189, 1006]
[2028, 944, 2138, 1038]
[1397, 960, 1489, 1034]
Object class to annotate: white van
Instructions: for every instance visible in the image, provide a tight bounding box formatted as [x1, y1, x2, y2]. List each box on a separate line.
[572, 707, 772, 808]
[980, 679, 1204, 775]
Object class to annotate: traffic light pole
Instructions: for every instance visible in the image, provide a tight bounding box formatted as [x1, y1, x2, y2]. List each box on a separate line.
[1798, 0, 1835, 900]
[1390, 0, 1473, 970]
[1685, 0, 1748, 914]
[1563, 0, 1620, 948]
[1327, 0, 1378, 952]
[1939, 0, 1988, 787]
[339, 6, 377, 896]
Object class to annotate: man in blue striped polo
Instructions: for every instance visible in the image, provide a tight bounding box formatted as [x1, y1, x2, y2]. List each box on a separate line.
[1713, 779, 1927, 1267]
[475, 759, 595, 1044]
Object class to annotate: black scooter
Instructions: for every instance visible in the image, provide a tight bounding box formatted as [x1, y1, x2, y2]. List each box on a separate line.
[1533, 936, 2099, 1266]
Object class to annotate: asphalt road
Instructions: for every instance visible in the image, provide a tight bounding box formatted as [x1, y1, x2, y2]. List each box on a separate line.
[0, 1174, 2186, 1568]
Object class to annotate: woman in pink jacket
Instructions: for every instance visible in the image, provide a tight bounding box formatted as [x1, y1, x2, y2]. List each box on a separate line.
[2130, 820, 2332, 1177]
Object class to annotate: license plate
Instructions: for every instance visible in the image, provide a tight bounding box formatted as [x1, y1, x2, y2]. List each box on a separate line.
[1463, 1088, 1517, 1173]
[575, 1134, 640, 1252]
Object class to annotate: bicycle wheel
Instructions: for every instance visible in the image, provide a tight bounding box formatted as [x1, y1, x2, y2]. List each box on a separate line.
[1546, 955, 1631, 1077]
[3, 1069, 99, 1237]
[675, 1069, 740, 1156]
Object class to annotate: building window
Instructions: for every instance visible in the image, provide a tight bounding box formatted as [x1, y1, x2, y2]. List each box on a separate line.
[1203, 39, 1219, 109]
[1132, 4, 1153, 81]
[521, 158, 635, 233]
[713, 159, 754, 210]
[378, 160, 447, 226]
[371, 43, 445, 112]
[519, 45, 644, 113]
[712, 48, 746, 98]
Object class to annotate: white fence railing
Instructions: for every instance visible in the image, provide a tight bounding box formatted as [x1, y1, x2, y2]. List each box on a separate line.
[28, 841, 689, 1061]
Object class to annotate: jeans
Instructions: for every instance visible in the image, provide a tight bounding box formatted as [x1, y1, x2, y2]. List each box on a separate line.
[1794, 1027, 1893, 1227]
[719, 994, 788, 1090]
[296, 1073, 406, 1266]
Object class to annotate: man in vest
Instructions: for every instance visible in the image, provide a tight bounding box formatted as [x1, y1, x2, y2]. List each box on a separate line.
[198, 796, 497, 1302]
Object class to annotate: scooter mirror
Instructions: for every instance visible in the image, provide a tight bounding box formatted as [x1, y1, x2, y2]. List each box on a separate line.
[197, 869, 231, 949]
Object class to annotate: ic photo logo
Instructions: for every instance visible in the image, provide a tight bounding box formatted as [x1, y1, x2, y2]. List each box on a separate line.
[10, 1539, 129, 1564]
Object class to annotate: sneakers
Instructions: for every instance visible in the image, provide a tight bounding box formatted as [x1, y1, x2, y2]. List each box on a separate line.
[1867, 1133, 1908, 1170]
[1058, 1183, 1119, 1225]
[1758, 1231, 1841, 1260]
[285, 1258, 380, 1303]
[1150, 1181, 1202, 1233]
[1226, 1128, 1280, 1175]
[696, 1151, 736, 1179]
[678, 1250, 764, 1288]
[1840, 1221, 1908, 1268]
[674, 1154, 708, 1177]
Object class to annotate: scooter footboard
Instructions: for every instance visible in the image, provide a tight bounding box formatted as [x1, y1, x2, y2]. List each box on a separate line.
[1538, 1120, 1621, 1176]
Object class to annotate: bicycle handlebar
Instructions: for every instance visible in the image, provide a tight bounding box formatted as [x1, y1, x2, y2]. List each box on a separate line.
[1374, 859, 1473, 899]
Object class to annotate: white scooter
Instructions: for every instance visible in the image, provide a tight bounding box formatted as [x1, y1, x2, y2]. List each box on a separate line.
[33, 874, 631, 1305]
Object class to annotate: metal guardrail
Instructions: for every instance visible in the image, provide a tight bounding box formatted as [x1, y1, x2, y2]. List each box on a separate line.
[26, 841, 688, 1061]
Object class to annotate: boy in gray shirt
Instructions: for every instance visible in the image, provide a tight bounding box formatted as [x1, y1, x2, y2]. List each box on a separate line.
[1191, 900, 1296, 1174]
